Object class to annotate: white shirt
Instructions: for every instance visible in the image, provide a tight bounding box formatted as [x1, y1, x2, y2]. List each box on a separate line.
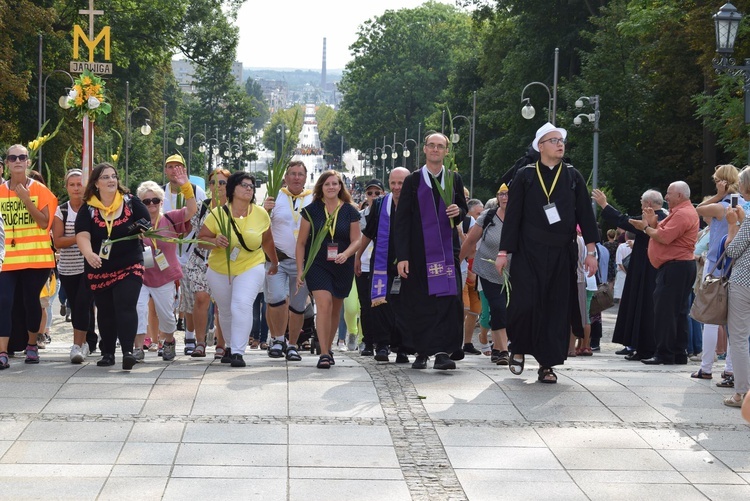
[615, 241, 632, 268]
[270, 190, 313, 259]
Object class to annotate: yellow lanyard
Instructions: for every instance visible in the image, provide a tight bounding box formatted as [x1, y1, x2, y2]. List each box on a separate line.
[102, 208, 116, 239]
[151, 213, 161, 252]
[535, 161, 563, 204]
[287, 194, 303, 225]
[325, 203, 341, 239]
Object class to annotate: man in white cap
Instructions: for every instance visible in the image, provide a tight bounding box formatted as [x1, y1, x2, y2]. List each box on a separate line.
[495, 122, 598, 384]
[162, 153, 207, 355]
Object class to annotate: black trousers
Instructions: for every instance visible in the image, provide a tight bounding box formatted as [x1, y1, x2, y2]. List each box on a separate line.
[355, 271, 374, 348]
[653, 260, 696, 361]
[58, 273, 93, 332]
[93, 276, 142, 356]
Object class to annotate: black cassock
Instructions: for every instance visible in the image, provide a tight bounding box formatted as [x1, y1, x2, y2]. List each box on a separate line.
[394, 169, 468, 356]
[499, 162, 598, 368]
[602, 205, 667, 357]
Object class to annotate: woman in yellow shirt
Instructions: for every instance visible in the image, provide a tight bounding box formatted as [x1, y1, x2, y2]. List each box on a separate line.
[199, 172, 278, 367]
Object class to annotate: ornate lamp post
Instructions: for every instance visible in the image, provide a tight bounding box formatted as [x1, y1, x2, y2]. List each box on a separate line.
[712, 2, 750, 162]
[451, 91, 477, 194]
[39, 69, 75, 169]
[573, 95, 601, 212]
[520, 48, 560, 125]
[124, 81, 152, 187]
[188, 132, 206, 175]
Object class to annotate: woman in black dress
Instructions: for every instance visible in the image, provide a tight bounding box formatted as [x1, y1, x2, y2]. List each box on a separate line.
[296, 171, 361, 368]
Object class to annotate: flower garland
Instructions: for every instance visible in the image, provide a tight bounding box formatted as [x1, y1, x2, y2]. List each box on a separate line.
[67, 69, 112, 122]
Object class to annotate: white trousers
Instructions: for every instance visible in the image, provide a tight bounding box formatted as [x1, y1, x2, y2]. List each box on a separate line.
[727, 282, 750, 394]
[137, 282, 177, 335]
[206, 264, 265, 356]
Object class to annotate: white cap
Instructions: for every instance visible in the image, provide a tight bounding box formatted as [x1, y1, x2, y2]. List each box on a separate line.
[532, 122, 568, 152]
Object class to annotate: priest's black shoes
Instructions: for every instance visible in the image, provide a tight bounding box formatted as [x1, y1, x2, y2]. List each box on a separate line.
[411, 354, 428, 369]
[434, 353, 456, 370]
[641, 356, 674, 365]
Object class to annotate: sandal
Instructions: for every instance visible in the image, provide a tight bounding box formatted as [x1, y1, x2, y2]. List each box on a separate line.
[316, 354, 332, 369]
[579, 348, 593, 357]
[259, 342, 269, 350]
[214, 347, 225, 360]
[538, 367, 558, 384]
[567, 350, 577, 357]
[723, 392, 745, 408]
[508, 354, 525, 375]
[690, 369, 712, 379]
[250, 339, 260, 350]
[191, 342, 207, 358]
[495, 351, 510, 366]
[0, 352, 9, 370]
[285, 345, 302, 361]
[479, 342, 493, 356]
[716, 375, 735, 388]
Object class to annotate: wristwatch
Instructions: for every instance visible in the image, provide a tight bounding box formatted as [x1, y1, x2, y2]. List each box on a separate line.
[586, 251, 596, 256]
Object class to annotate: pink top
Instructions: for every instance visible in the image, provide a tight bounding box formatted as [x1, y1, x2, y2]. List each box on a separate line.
[142, 208, 190, 288]
[647, 199, 699, 269]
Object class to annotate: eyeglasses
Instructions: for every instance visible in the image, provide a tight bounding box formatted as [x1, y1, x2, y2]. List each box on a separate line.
[98, 174, 118, 181]
[240, 182, 255, 190]
[497, 192, 509, 197]
[208, 180, 227, 186]
[366, 191, 382, 196]
[425, 143, 447, 151]
[6, 154, 28, 162]
[141, 198, 162, 206]
[539, 138, 566, 146]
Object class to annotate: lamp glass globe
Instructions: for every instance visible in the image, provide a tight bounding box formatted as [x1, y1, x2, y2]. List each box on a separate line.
[199, 144, 206, 153]
[403, 150, 411, 158]
[521, 104, 536, 120]
[176, 136, 184, 146]
[392, 152, 398, 159]
[451, 133, 460, 143]
[381, 153, 387, 160]
[58, 95, 71, 109]
[141, 123, 152, 135]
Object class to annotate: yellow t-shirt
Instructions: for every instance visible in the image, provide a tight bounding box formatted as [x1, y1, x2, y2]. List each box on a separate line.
[203, 204, 270, 276]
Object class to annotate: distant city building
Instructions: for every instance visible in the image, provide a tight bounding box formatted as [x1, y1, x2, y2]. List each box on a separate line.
[172, 59, 243, 94]
[255, 79, 289, 113]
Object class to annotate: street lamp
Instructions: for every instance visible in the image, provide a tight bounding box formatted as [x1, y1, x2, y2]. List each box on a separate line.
[40, 69, 75, 170]
[573, 95, 601, 212]
[403, 139, 418, 171]
[520, 48, 560, 125]
[188, 132, 206, 175]
[382, 145, 394, 184]
[124, 81, 152, 187]
[712, 2, 750, 162]
[206, 138, 220, 175]
[276, 124, 290, 161]
[450, 91, 477, 194]
[162, 119, 185, 183]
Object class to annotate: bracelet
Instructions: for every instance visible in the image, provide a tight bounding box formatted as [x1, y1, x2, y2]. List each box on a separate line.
[497, 252, 507, 257]
[180, 182, 195, 200]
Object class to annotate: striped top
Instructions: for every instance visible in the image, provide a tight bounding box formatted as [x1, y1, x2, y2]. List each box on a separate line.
[0, 179, 57, 271]
[54, 201, 85, 276]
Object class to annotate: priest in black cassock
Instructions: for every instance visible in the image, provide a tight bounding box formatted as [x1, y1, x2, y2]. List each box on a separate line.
[496, 122, 598, 384]
[395, 133, 469, 370]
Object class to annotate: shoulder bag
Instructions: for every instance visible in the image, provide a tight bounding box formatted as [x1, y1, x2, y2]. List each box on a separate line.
[690, 249, 733, 325]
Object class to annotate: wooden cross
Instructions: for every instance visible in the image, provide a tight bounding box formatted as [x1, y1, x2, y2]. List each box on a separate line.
[79, 0, 104, 39]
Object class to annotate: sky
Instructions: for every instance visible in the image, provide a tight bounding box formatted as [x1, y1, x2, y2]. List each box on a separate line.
[235, 0, 457, 70]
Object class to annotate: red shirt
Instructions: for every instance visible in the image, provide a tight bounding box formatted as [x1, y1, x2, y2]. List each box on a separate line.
[647, 199, 699, 269]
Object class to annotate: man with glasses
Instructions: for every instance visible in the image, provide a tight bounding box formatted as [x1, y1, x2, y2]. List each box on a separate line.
[262, 160, 313, 361]
[354, 179, 385, 356]
[162, 154, 207, 355]
[395, 133, 469, 370]
[495, 122, 598, 384]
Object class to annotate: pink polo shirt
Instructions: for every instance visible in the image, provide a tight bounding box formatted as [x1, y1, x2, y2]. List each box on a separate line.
[647, 199, 699, 269]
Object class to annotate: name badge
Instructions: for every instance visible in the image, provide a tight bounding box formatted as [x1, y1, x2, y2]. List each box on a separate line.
[230, 246, 240, 262]
[391, 276, 402, 295]
[99, 239, 112, 259]
[543, 203, 561, 225]
[154, 250, 170, 271]
[293, 229, 299, 239]
[327, 243, 339, 261]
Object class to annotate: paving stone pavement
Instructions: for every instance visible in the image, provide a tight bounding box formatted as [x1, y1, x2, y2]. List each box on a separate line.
[0, 301, 749, 500]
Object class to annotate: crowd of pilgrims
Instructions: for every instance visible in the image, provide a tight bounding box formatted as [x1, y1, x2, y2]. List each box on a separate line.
[0, 133, 748, 423]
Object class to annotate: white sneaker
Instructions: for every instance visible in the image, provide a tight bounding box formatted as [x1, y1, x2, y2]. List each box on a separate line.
[337, 341, 348, 352]
[347, 334, 358, 352]
[82, 343, 90, 358]
[133, 348, 145, 362]
[70, 345, 84, 364]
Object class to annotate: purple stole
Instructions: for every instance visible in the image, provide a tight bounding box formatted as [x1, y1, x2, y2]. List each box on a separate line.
[416, 167, 457, 297]
[370, 194, 392, 306]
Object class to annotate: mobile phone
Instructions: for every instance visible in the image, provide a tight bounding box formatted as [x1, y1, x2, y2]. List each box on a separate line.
[731, 193, 739, 208]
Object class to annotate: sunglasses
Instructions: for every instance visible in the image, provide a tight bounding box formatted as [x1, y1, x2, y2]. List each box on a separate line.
[240, 182, 255, 190]
[141, 197, 162, 206]
[6, 154, 29, 162]
[208, 180, 227, 186]
[366, 191, 382, 196]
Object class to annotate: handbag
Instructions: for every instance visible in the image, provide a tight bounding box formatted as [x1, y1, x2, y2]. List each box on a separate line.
[143, 245, 155, 269]
[690, 250, 733, 325]
[590, 282, 614, 315]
